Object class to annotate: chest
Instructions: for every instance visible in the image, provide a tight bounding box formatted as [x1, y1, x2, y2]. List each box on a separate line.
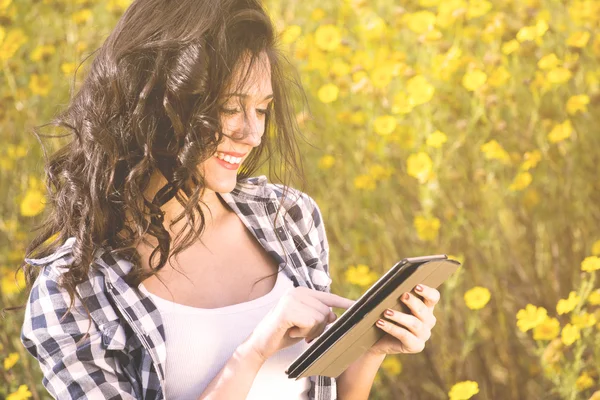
[138, 213, 280, 309]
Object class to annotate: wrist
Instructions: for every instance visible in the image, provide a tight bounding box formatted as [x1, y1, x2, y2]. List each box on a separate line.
[237, 337, 268, 367]
[365, 348, 388, 359]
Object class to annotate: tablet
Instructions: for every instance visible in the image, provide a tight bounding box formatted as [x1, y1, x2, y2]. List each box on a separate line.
[285, 255, 460, 379]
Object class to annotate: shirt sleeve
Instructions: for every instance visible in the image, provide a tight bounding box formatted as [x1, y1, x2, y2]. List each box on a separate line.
[21, 266, 138, 400]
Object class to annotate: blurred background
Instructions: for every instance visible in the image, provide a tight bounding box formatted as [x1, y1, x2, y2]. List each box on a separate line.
[1, 0, 599, 399]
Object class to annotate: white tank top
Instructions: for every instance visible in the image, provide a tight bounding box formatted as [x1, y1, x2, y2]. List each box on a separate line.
[138, 268, 311, 400]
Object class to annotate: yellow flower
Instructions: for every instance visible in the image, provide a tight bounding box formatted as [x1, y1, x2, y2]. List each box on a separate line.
[7, 144, 27, 159]
[566, 94, 590, 115]
[370, 64, 395, 89]
[407, 152, 433, 183]
[373, 115, 397, 136]
[547, 120, 573, 143]
[318, 155, 335, 170]
[404, 11, 436, 34]
[353, 174, 376, 191]
[6, 384, 32, 400]
[345, 264, 378, 287]
[588, 289, 600, 306]
[359, 13, 387, 40]
[369, 164, 392, 181]
[392, 92, 414, 115]
[29, 73, 53, 97]
[501, 39, 520, 55]
[0, 28, 28, 61]
[481, 140, 510, 163]
[29, 44, 56, 62]
[462, 69, 487, 91]
[413, 215, 441, 242]
[106, 0, 132, 13]
[280, 25, 302, 45]
[556, 291, 580, 315]
[516, 26, 537, 42]
[575, 372, 594, 391]
[0, 0, 12, 10]
[520, 150, 542, 171]
[310, 8, 326, 21]
[535, 19, 549, 36]
[3, 352, 19, 370]
[71, 9, 92, 25]
[567, 31, 591, 48]
[350, 111, 367, 125]
[406, 75, 435, 105]
[466, 0, 492, 19]
[317, 83, 339, 103]
[509, 171, 532, 191]
[464, 286, 491, 310]
[426, 130, 447, 148]
[20, 188, 46, 217]
[437, 0, 467, 28]
[448, 380, 479, 400]
[61, 62, 77, 76]
[593, 239, 600, 255]
[381, 356, 402, 375]
[516, 304, 548, 332]
[314, 24, 341, 52]
[537, 53, 560, 70]
[581, 256, 600, 272]
[547, 67, 572, 84]
[1, 270, 26, 295]
[571, 312, 597, 329]
[561, 323, 580, 346]
[488, 66, 511, 87]
[330, 59, 351, 77]
[533, 317, 560, 341]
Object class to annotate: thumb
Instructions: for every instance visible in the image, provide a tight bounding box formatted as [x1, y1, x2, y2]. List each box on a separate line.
[328, 310, 337, 323]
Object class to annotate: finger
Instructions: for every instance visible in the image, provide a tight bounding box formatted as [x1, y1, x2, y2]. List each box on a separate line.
[414, 284, 440, 308]
[288, 307, 328, 339]
[376, 319, 426, 353]
[296, 292, 337, 321]
[300, 287, 356, 309]
[382, 309, 427, 338]
[401, 292, 429, 322]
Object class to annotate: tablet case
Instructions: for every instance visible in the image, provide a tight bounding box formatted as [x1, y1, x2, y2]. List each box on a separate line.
[285, 256, 460, 379]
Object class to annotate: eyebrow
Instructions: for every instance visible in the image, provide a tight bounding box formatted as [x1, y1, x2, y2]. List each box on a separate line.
[224, 93, 274, 101]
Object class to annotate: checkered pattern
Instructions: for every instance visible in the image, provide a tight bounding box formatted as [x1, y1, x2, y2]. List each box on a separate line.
[21, 175, 337, 400]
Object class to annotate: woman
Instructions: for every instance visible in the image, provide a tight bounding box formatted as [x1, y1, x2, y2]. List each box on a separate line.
[18, 0, 441, 399]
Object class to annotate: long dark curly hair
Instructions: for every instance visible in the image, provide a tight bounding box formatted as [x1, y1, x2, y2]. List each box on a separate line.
[6, 0, 313, 326]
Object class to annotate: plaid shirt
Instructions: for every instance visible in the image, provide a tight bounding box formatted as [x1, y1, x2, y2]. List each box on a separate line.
[21, 175, 337, 400]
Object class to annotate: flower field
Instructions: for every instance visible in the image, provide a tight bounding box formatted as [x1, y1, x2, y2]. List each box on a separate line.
[1, 0, 599, 399]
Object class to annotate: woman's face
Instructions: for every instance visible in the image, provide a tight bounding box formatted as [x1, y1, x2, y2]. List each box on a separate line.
[200, 52, 273, 194]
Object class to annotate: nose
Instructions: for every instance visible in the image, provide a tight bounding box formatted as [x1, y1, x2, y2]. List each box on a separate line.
[232, 111, 264, 148]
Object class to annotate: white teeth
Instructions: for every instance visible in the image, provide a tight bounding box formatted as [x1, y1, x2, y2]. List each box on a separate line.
[214, 152, 242, 164]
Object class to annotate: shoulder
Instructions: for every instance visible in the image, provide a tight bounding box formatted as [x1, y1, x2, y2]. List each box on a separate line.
[267, 182, 324, 233]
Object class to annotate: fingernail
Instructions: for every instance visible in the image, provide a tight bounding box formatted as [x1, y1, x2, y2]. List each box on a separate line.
[415, 284, 423, 292]
[403, 292, 410, 301]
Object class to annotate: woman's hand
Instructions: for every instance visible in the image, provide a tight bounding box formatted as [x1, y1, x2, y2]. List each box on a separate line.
[368, 284, 440, 356]
[246, 287, 356, 362]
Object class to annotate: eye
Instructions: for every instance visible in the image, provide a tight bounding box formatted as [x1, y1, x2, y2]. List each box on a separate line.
[257, 109, 269, 115]
[221, 108, 240, 115]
